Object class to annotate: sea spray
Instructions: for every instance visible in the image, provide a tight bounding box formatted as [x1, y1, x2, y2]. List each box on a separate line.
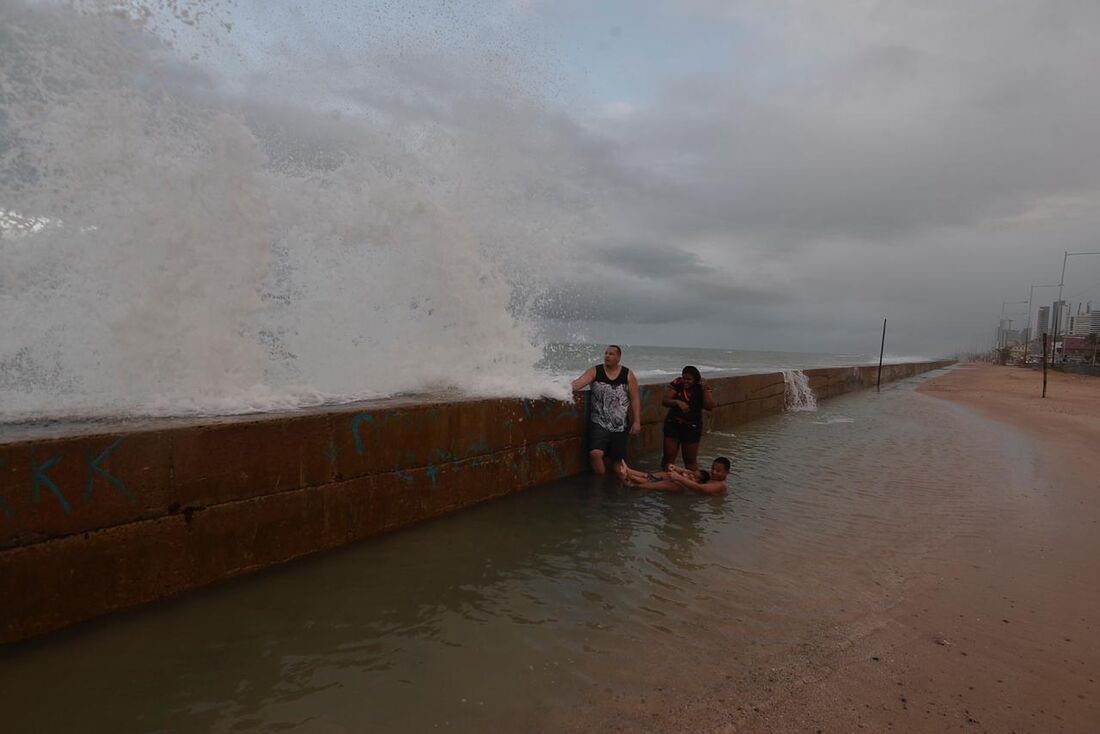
[0, 2, 586, 421]
[782, 369, 817, 412]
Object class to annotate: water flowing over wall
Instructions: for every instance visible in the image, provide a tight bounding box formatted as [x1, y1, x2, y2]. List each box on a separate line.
[0, 361, 952, 644]
[781, 369, 818, 411]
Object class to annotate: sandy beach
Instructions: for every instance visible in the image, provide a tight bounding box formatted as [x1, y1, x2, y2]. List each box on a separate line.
[732, 364, 1100, 732]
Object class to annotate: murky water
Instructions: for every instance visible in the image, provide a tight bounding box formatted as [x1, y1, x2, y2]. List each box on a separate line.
[0, 370, 1035, 732]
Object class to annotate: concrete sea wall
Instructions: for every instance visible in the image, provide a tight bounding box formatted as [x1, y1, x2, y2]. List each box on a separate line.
[0, 360, 952, 644]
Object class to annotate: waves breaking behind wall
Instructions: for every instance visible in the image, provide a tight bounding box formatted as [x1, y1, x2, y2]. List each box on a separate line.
[0, 2, 591, 421]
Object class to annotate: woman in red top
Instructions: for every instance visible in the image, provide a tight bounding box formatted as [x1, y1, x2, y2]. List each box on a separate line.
[660, 365, 715, 471]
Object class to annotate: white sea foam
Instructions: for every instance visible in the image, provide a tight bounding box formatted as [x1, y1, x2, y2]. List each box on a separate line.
[631, 364, 736, 380]
[1, 3, 582, 420]
[632, 369, 683, 378]
[812, 416, 854, 425]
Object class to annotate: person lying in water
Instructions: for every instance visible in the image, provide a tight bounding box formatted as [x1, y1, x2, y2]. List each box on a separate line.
[668, 456, 731, 495]
[617, 460, 710, 492]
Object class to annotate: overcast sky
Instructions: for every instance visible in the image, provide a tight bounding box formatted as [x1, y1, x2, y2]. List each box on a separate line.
[384, 0, 1100, 356]
[23, 0, 1100, 358]
[518, 0, 1100, 354]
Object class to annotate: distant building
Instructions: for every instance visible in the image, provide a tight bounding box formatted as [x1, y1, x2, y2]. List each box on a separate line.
[1037, 305, 1050, 336]
[1090, 311, 1100, 335]
[995, 320, 1022, 347]
[1069, 314, 1092, 336]
[1052, 300, 1070, 336]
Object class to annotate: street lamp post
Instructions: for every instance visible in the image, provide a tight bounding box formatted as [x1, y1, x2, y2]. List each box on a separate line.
[1053, 250, 1100, 366]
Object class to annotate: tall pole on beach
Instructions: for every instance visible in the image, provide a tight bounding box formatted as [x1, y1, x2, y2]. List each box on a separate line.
[1054, 251, 1068, 367]
[1042, 332, 1048, 398]
[877, 318, 886, 393]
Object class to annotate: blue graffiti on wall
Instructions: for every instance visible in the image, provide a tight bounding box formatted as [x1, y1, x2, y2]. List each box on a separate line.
[350, 413, 377, 456]
[1, 438, 132, 519]
[31, 449, 70, 514]
[85, 438, 131, 500]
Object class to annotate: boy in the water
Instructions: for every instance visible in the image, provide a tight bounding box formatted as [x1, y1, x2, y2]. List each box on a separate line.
[668, 456, 730, 494]
[617, 460, 710, 492]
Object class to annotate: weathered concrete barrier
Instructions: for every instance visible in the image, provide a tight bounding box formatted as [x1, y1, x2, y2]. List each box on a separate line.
[0, 360, 952, 643]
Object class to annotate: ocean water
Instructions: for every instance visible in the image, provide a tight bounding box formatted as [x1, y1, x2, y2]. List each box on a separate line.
[0, 367, 1034, 731]
[539, 343, 934, 384]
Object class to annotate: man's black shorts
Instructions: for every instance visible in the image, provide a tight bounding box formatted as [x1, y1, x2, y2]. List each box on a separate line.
[663, 418, 702, 444]
[588, 422, 629, 461]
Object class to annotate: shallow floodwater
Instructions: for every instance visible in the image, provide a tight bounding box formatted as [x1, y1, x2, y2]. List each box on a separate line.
[0, 369, 1034, 732]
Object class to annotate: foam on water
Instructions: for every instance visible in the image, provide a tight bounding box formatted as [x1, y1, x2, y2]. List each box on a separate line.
[630, 364, 734, 380]
[812, 415, 854, 425]
[1, 2, 580, 421]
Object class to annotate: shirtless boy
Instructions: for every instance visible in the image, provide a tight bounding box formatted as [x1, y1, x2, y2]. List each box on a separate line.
[668, 456, 730, 494]
[617, 460, 710, 492]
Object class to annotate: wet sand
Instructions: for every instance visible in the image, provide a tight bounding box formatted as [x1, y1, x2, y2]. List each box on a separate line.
[723, 364, 1100, 732]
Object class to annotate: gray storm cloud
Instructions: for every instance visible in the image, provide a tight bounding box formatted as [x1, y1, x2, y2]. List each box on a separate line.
[114, 0, 1100, 355]
[533, 0, 1100, 354]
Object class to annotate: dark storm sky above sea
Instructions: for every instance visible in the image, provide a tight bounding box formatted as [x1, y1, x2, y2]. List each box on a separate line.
[511, 0, 1100, 354]
[13, 1, 1100, 356]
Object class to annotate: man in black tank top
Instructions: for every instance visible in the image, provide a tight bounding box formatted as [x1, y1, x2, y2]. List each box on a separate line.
[571, 345, 642, 475]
